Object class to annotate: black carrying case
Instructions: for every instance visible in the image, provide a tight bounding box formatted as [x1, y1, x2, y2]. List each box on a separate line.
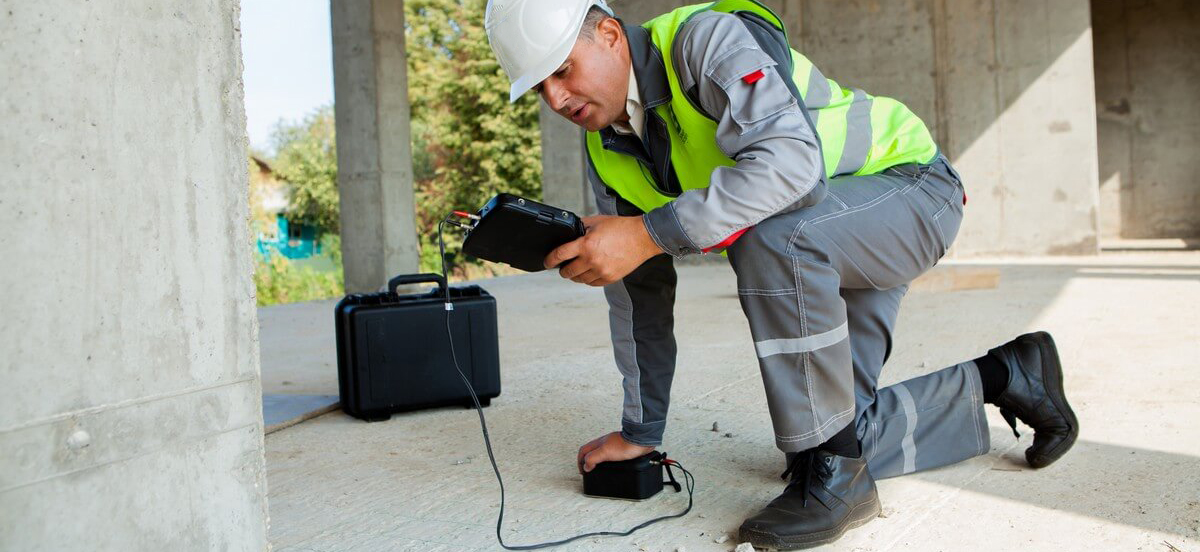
[335, 273, 501, 421]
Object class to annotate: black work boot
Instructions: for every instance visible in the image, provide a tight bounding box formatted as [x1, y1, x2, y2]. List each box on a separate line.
[990, 331, 1079, 468]
[738, 449, 881, 550]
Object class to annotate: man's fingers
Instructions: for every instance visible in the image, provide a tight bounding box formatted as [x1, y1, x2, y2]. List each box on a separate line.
[576, 441, 598, 464]
[581, 215, 609, 230]
[559, 258, 590, 281]
[577, 437, 604, 473]
[545, 238, 583, 269]
[571, 269, 602, 285]
[582, 447, 612, 473]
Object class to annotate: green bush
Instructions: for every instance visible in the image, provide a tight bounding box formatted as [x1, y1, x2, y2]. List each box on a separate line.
[271, 106, 340, 234]
[254, 238, 345, 306]
[253, 1, 544, 295]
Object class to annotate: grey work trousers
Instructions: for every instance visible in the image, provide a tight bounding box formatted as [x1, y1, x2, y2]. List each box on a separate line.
[726, 154, 990, 479]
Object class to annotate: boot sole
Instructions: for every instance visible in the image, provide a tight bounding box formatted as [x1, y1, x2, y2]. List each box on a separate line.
[1026, 331, 1079, 468]
[738, 496, 882, 550]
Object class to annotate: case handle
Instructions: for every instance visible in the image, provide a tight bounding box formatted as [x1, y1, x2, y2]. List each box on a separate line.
[388, 273, 447, 295]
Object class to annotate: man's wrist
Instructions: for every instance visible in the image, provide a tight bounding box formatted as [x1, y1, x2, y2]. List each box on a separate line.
[633, 214, 672, 260]
[636, 215, 667, 257]
[643, 204, 702, 257]
[616, 431, 655, 450]
[621, 418, 665, 447]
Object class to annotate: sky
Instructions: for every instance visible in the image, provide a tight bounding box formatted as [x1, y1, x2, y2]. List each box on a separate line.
[240, 0, 334, 154]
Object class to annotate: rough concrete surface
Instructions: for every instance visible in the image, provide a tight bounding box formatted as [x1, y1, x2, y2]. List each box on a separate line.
[263, 252, 1200, 551]
[0, 0, 268, 549]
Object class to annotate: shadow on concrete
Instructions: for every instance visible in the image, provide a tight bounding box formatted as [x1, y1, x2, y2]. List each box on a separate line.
[913, 438, 1200, 540]
[263, 394, 340, 434]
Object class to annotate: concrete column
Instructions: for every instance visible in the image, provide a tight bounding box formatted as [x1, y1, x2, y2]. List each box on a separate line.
[539, 103, 590, 214]
[332, 0, 420, 293]
[0, 0, 267, 549]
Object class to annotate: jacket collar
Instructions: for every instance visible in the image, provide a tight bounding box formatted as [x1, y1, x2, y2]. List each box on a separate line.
[623, 23, 671, 109]
[599, 23, 671, 147]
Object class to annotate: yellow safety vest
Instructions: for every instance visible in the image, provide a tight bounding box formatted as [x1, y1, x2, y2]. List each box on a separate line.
[585, 0, 939, 214]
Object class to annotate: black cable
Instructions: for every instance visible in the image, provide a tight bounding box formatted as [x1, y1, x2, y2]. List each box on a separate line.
[436, 217, 695, 550]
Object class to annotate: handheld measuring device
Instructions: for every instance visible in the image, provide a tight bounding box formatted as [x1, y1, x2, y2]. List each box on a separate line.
[460, 193, 586, 272]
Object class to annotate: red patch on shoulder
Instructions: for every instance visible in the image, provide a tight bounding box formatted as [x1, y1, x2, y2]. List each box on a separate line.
[742, 70, 765, 84]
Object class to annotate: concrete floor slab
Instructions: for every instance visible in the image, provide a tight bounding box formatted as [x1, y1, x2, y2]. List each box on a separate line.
[261, 252, 1200, 551]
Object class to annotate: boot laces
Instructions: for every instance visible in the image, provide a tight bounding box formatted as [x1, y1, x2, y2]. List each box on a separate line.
[779, 450, 835, 507]
[1000, 408, 1022, 439]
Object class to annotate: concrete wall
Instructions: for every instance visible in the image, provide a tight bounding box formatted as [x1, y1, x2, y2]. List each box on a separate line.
[549, 0, 1103, 255]
[936, 0, 1101, 255]
[540, 103, 590, 216]
[0, 1, 269, 549]
[1092, 0, 1200, 239]
[332, 0, 421, 293]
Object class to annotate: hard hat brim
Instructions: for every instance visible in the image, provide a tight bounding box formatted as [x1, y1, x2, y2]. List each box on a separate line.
[507, 30, 578, 103]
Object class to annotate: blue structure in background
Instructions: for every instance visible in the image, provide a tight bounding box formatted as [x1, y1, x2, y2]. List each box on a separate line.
[257, 214, 323, 260]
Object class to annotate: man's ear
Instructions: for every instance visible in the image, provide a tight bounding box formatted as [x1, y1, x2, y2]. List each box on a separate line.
[596, 16, 623, 50]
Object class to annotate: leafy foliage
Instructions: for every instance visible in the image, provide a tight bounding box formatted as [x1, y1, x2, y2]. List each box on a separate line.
[253, 247, 345, 306]
[271, 106, 340, 234]
[405, 0, 543, 275]
[252, 0, 542, 303]
[247, 154, 282, 236]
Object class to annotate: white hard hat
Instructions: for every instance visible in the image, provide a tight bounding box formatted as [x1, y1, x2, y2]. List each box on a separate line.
[485, 0, 614, 103]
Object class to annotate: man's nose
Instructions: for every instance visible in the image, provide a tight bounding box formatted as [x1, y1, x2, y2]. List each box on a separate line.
[541, 80, 569, 114]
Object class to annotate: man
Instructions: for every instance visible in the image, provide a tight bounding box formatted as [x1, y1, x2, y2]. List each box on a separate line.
[485, 0, 1078, 548]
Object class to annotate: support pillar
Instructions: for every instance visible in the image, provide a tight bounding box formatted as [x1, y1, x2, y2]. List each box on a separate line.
[332, 0, 420, 292]
[539, 103, 589, 214]
[0, 0, 267, 547]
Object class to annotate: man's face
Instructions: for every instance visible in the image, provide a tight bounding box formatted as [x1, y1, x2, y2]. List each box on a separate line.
[535, 18, 629, 132]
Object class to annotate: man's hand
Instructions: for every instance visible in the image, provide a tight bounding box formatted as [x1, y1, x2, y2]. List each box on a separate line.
[576, 431, 655, 474]
[545, 215, 664, 287]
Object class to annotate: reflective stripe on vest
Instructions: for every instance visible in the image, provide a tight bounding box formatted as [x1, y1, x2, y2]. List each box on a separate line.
[586, 0, 939, 215]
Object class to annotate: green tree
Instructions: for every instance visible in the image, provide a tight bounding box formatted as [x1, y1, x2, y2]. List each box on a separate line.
[271, 105, 340, 233]
[253, 253, 345, 307]
[254, 107, 345, 306]
[405, 0, 543, 274]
